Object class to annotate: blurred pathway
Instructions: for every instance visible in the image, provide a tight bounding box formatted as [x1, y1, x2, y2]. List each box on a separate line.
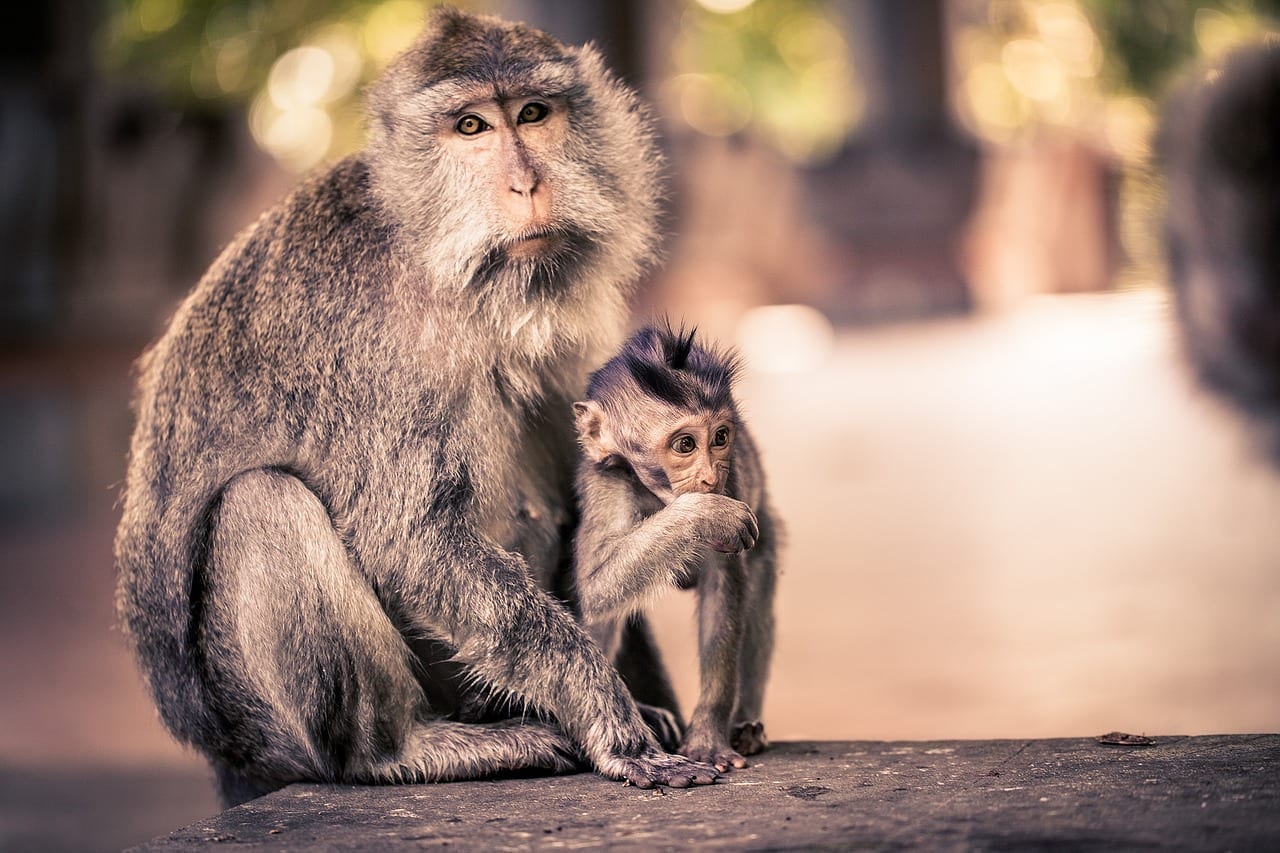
[653, 290, 1280, 742]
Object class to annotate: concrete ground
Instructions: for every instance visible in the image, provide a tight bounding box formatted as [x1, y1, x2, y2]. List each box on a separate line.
[2, 290, 1278, 850]
[134, 736, 1280, 851]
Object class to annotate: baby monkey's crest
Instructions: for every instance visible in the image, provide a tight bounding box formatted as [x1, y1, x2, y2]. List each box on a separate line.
[589, 323, 742, 415]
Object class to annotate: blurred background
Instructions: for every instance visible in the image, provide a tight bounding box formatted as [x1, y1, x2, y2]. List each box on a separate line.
[2, 0, 1278, 849]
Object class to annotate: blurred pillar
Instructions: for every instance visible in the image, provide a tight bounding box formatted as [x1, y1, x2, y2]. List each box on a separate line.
[0, 2, 91, 338]
[805, 0, 978, 323]
[0, 3, 95, 519]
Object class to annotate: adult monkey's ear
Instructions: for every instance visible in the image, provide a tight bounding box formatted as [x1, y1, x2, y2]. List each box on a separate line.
[572, 400, 612, 463]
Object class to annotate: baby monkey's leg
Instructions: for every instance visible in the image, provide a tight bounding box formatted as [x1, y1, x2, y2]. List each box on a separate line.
[681, 553, 749, 771]
[731, 530, 777, 756]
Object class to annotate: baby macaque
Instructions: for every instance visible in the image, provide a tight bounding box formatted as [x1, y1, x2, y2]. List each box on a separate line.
[572, 323, 779, 771]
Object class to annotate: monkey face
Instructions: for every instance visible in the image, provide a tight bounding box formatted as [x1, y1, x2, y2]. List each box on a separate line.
[652, 411, 736, 499]
[437, 91, 589, 278]
[409, 69, 600, 296]
[365, 10, 661, 304]
[574, 398, 737, 503]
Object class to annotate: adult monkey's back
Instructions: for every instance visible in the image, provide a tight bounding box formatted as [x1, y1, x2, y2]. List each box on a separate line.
[114, 8, 716, 804]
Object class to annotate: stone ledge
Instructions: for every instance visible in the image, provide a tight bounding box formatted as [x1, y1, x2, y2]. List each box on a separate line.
[133, 735, 1280, 851]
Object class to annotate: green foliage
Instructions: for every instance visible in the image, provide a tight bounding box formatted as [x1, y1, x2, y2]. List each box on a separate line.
[98, 0, 461, 169]
[98, 0, 446, 107]
[1080, 0, 1280, 95]
[671, 0, 862, 162]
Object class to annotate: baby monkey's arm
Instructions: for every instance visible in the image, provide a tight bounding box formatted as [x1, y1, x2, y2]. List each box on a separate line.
[573, 471, 758, 624]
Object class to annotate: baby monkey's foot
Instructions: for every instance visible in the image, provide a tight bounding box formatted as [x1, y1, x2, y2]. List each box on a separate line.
[731, 720, 769, 756]
[680, 734, 748, 773]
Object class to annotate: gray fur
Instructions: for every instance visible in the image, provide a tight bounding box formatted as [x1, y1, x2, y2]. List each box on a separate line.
[572, 325, 780, 771]
[1161, 40, 1280, 462]
[114, 8, 717, 804]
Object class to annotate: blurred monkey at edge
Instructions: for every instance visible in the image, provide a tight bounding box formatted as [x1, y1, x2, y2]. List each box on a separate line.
[1162, 39, 1280, 461]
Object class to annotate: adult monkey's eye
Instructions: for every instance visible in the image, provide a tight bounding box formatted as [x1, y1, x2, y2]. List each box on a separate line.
[456, 115, 488, 135]
[518, 102, 549, 124]
[713, 427, 730, 447]
[672, 435, 696, 454]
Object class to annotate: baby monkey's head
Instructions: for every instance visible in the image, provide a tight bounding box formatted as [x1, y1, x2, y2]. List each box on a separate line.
[574, 323, 743, 503]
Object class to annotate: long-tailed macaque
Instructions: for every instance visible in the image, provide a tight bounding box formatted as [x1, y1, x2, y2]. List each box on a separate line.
[1161, 40, 1280, 462]
[572, 324, 779, 772]
[114, 9, 718, 804]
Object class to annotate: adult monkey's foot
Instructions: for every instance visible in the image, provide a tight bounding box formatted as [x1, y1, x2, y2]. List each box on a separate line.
[598, 748, 719, 789]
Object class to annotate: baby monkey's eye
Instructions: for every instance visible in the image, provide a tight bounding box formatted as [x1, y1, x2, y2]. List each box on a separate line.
[456, 114, 489, 135]
[672, 435, 696, 455]
[518, 102, 549, 124]
[713, 427, 730, 447]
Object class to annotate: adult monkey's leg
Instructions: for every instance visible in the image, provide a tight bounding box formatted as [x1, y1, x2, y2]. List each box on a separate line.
[198, 469, 578, 804]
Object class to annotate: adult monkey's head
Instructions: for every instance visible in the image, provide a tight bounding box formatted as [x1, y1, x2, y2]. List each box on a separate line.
[366, 7, 663, 312]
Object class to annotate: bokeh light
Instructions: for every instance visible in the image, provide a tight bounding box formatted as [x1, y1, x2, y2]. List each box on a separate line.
[695, 0, 758, 15]
[136, 0, 182, 35]
[1002, 38, 1068, 102]
[1035, 2, 1102, 77]
[954, 0, 1275, 153]
[667, 73, 754, 137]
[250, 93, 333, 173]
[267, 46, 335, 110]
[212, 34, 252, 94]
[667, 0, 863, 164]
[99, 0, 456, 173]
[361, 0, 425, 66]
[734, 304, 835, 375]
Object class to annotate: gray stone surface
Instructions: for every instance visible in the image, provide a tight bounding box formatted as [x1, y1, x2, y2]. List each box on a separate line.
[134, 736, 1279, 851]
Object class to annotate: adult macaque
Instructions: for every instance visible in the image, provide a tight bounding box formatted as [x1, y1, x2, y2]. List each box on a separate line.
[115, 9, 716, 804]
[572, 324, 779, 772]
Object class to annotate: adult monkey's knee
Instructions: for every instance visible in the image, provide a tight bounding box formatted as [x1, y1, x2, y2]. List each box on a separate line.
[197, 469, 424, 789]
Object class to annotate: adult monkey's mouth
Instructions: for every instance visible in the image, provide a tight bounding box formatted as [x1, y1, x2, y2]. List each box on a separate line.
[506, 225, 570, 260]
[470, 225, 597, 294]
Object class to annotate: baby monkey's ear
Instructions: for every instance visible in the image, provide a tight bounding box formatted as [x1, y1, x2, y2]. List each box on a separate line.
[573, 400, 613, 462]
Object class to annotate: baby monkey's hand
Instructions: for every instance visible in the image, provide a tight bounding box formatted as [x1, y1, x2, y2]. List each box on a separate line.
[675, 492, 759, 553]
